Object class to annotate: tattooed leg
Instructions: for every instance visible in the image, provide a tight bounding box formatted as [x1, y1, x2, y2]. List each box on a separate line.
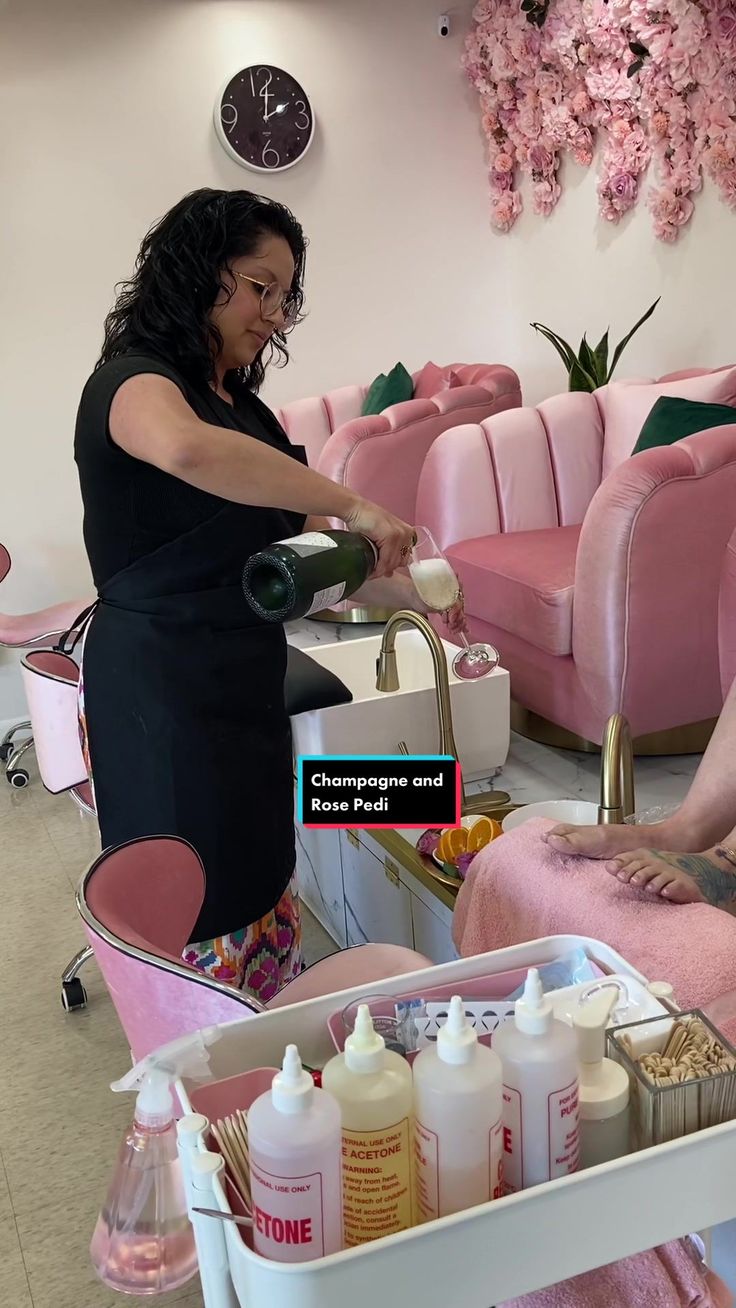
[605, 846, 736, 909]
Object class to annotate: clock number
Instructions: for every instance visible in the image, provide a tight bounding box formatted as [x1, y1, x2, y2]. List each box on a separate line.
[220, 103, 238, 135]
[294, 99, 310, 132]
[262, 139, 281, 169]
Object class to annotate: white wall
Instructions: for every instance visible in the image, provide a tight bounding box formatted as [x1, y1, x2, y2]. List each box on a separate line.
[0, 0, 732, 721]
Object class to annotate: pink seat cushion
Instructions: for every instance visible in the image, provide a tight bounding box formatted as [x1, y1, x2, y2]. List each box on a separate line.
[603, 368, 736, 477]
[266, 943, 432, 1008]
[446, 525, 581, 657]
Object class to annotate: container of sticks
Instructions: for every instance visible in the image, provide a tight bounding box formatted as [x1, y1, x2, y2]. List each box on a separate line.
[607, 1010, 736, 1149]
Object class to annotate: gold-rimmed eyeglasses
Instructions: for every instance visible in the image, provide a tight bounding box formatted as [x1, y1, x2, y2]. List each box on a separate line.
[232, 271, 298, 327]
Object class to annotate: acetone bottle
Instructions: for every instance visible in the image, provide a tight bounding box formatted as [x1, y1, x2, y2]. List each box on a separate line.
[322, 1004, 414, 1246]
[412, 995, 503, 1220]
[493, 968, 580, 1191]
[247, 1044, 343, 1262]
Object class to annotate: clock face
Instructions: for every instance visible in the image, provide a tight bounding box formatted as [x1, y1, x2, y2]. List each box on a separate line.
[215, 66, 315, 173]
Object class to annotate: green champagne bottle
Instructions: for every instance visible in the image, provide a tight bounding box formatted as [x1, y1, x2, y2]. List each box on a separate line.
[242, 530, 378, 622]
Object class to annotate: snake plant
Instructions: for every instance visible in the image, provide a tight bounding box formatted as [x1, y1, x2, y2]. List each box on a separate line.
[531, 298, 660, 393]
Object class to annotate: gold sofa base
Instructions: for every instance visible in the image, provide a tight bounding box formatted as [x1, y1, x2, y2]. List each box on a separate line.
[510, 702, 716, 758]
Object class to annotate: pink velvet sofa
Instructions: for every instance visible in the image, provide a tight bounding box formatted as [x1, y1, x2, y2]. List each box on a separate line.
[275, 364, 521, 524]
[416, 370, 736, 749]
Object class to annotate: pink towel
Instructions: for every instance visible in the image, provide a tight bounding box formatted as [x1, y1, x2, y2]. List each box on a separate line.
[501, 1239, 732, 1307]
[453, 818, 736, 1036]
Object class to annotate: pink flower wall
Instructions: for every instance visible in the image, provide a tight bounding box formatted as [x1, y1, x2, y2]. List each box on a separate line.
[463, 0, 736, 241]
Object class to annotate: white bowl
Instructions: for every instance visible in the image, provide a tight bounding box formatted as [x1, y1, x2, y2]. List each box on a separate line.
[502, 800, 599, 832]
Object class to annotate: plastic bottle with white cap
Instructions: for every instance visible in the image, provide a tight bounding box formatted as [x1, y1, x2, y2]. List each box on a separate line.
[574, 991, 631, 1168]
[247, 1043, 343, 1262]
[322, 1004, 414, 1245]
[412, 995, 503, 1220]
[493, 967, 580, 1192]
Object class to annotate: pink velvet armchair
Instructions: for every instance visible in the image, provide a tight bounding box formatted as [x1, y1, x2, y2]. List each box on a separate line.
[275, 363, 521, 525]
[416, 372, 736, 751]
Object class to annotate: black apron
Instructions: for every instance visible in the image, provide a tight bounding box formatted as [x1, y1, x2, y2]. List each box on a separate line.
[80, 454, 307, 943]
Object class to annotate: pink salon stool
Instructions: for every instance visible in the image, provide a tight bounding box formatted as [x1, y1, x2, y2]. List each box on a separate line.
[0, 542, 91, 787]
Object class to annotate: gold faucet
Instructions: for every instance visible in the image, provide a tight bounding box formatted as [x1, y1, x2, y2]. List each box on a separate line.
[598, 713, 636, 824]
[376, 610, 466, 803]
[375, 611, 510, 817]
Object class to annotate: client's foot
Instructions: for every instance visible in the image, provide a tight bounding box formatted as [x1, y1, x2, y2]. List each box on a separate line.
[542, 818, 693, 860]
[606, 846, 736, 908]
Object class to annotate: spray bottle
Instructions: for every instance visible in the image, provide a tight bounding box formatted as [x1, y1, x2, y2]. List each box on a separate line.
[574, 991, 630, 1168]
[493, 968, 580, 1192]
[90, 1029, 220, 1295]
[322, 1004, 414, 1246]
[412, 995, 504, 1221]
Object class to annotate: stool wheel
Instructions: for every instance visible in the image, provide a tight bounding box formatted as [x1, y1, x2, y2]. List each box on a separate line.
[0, 743, 11, 761]
[61, 978, 88, 1012]
[7, 769, 29, 788]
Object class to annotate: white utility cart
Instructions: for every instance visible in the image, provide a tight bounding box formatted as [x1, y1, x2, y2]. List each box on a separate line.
[172, 936, 736, 1308]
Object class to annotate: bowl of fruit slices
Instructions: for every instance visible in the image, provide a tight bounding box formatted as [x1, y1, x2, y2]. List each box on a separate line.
[416, 815, 503, 883]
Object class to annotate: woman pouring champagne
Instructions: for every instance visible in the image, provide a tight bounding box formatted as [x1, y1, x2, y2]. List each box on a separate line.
[74, 188, 466, 1001]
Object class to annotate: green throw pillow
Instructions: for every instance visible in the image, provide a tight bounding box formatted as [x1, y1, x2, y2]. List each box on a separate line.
[633, 396, 736, 455]
[361, 362, 414, 415]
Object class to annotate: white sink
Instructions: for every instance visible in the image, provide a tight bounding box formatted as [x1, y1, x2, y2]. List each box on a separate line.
[290, 631, 510, 782]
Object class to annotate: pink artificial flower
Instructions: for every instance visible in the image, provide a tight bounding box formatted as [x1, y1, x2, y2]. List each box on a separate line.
[609, 118, 631, 142]
[719, 10, 736, 41]
[718, 173, 736, 211]
[621, 125, 650, 169]
[572, 89, 593, 117]
[577, 43, 592, 65]
[516, 100, 544, 137]
[494, 151, 514, 173]
[648, 187, 695, 240]
[691, 47, 722, 88]
[545, 103, 575, 145]
[706, 142, 735, 175]
[492, 45, 517, 81]
[608, 171, 639, 210]
[651, 110, 669, 138]
[491, 168, 514, 191]
[482, 113, 499, 135]
[532, 178, 562, 215]
[528, 143, 555, 175]
[537, 70, 564, 102]
[491, 190, 523, 232]
[585, 61, 632, 103]
[473, 0, 495, 21]
[572, 126, 595, 166]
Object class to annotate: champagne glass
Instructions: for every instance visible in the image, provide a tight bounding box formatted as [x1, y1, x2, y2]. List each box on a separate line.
[408, 528, 500, 680]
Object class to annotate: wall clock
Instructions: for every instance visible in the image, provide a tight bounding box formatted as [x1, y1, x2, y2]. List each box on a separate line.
[214, 66, 315, 173]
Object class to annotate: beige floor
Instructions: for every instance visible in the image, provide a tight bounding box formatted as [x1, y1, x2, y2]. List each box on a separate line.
[0, 758, 336, 1308]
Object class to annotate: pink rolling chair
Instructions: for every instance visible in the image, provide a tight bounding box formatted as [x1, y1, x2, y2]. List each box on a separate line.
[77, 835, 432, 1063]
[1, 541, 91, 787]
[20, 648, 97, 1010]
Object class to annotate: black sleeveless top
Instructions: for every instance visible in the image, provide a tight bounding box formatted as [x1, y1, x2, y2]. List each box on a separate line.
[74, 353, 296, 589]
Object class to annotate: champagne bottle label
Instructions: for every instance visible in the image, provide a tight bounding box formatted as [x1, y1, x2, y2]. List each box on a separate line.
[275, 532, 338, 557]
[306, 583, 346, 616]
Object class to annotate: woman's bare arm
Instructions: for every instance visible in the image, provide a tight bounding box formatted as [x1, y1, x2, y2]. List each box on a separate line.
[109, 376, 412, 576]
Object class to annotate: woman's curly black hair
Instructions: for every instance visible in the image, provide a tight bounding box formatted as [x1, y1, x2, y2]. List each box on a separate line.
[97, 188, 307, 393]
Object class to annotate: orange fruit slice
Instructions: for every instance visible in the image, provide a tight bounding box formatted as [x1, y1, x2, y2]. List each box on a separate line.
[466, 816, 502, 853]
[436, 827, 468, 863]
